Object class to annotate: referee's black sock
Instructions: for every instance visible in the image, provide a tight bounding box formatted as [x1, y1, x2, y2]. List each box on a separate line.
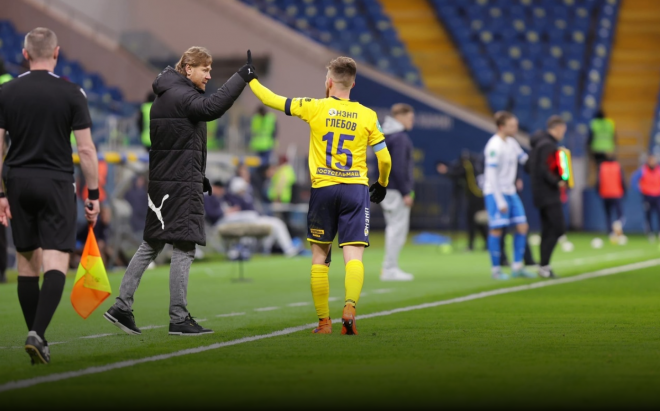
[31, 270, 66, 340]
[17, 276, 40, 331]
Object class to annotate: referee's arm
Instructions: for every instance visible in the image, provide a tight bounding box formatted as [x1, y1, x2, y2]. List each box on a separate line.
[73, 128, 100, 224]
[0, 128, 11, 227]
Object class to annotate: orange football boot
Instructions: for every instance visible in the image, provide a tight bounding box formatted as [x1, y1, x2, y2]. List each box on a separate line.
[312, 317, 332, 334]
[341, 305, 358, 335]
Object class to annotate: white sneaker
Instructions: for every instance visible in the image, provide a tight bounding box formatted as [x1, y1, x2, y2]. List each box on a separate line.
[380, 268, 414, 281]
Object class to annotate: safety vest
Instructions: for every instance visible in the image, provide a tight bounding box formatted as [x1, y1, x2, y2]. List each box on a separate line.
[640, 165, 660, 196]
[268, 164, 296, 203]
[0, 73, 13, 84]
[250, 113, 276, 152]
[599, 161, 624, 198]
[207, 119, 219, 150]
[590, 118, 615, 154]
[141, 102, 152, 148]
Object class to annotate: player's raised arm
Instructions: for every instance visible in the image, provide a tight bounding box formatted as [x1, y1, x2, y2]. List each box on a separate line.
[249, 78, 288, 112]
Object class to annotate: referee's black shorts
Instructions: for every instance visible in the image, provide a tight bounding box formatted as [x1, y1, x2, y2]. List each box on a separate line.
[5, 170, 77, 253]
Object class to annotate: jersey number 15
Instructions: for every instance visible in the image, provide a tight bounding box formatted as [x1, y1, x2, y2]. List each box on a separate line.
[322, 132, 355, 171]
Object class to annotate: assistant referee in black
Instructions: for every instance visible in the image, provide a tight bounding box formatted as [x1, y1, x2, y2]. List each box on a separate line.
[0, 27, 100, 365]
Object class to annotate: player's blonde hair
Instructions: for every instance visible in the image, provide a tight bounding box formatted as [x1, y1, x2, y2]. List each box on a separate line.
[24, 27, 58, 61]
[175, 47, 212, 76]
[327, 56, 357, 88]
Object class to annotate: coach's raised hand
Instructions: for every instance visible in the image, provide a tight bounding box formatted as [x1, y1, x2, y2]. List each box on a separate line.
[237, 50, 258, 83]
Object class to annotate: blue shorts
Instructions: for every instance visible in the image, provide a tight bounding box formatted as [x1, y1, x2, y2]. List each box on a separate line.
[485, 193, 527, 228]
[307, 184, 370, 247]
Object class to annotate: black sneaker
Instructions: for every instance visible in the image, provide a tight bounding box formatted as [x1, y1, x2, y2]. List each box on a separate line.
[25, 331, 50, 365]
[169, 314, 214, 336]
[104, 305, 141, 335]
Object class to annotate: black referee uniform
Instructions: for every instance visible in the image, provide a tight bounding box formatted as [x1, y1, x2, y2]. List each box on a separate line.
[0, 70, 90, 251]
[0, 69, 92, 363]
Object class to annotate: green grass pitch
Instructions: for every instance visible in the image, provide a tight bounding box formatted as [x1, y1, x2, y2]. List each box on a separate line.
[1, 233, 659, 408]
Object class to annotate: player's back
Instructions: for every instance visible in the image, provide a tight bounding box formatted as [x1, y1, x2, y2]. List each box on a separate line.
[483, 135, 522, 195]
[288, 96, 384, 188]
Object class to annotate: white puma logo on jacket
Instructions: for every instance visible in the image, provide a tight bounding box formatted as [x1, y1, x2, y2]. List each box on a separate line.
[148, 194, 170, 230]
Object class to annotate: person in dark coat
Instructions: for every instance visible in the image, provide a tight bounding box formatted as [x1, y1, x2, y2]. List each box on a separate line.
[104, 47, 257, 336]
[527, 115, 567, 278]
[437, 150, 488, 252]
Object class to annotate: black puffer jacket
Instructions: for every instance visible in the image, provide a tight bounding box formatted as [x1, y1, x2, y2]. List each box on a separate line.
[527, 130, 561, 208]
[144, 67, 246, 245]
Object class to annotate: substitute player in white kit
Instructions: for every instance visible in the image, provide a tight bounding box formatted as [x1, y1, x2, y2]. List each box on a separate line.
[483, 111, 535, 280]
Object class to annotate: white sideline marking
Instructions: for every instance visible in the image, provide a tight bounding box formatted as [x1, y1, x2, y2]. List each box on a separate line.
[254, 307, 279, 312]
[216, 312, 245, 317]
[371, 289, 393, 294]
[328, 297, 339, 302]
[287, 302, 310, 307]
[140, 325, 166, 330]
[49, 342, 67, 346]
[1, 258, 658, 394]
[554, 250, 645, 267]
[80, 333, 116, 339]
[196, 319, 208, 323]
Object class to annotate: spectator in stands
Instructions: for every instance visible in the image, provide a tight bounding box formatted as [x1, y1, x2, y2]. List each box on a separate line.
[437, 151, 487, 252]
[222, 177, 302, 257]
[597, 154, 626, 240]
[250, 106, 277, 166]
[0, 58, 13, 84]
[527, 115, 568, 279]
[267, 155, 297, 204]
[380, 103, 415, 281]
[632, 154, 660, 241]
[124, 175, 148, 234]
[137, 92, 156, 151]
[588, 109, 616, 166]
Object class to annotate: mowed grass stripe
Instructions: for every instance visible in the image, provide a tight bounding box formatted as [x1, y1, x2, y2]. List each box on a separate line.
[1, 258, 658, 394]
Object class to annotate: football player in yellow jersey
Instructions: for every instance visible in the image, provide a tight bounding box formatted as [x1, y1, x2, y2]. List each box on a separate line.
[248, 54, 392, 335]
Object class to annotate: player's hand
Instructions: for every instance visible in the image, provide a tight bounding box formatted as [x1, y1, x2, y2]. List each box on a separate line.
[0, 197, 12, 227]
[499, 205, 508, 214]
[85, 199, 100, 226]
[558, 180, 567, 188]
[437, 164, 448, 174]
[203, 177, 212, 196]
[516, 178, 523, 192]
[369, 182, 387, 204]
[403, 194, 414, 208]
[237, 50, 258, 83]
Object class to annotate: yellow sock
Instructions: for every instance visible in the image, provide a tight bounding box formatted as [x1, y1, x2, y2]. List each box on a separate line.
[310, 264, 330, 319]
[344, 260, 364, 307]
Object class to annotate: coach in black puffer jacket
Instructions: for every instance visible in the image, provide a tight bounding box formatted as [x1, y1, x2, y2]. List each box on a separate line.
[144, 66, 246, 246]
[106, 49, 257, 335]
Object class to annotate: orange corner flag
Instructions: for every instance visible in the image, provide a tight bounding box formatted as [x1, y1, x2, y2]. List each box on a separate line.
[71, 225, 112, 319]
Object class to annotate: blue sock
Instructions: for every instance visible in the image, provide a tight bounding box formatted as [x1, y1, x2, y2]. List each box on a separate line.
[488, 234, 501, 267]
[514, 233, 526, 265]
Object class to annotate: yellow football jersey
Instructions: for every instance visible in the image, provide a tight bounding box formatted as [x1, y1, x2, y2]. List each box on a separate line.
[286, 96, 385, 188]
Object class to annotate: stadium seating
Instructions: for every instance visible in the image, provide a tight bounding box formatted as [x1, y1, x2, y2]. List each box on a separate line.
[649, 92, 660, 156]
[0, 20, 127, 114]
[238, 0, 423, 86]
[430, 0, 619, 136]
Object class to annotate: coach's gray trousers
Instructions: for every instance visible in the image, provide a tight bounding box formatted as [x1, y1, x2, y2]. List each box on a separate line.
[115, 240, 195, 323]
[381, 189, 411, 271]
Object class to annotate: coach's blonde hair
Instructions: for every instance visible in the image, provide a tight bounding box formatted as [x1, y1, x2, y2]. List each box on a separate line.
[175, 47, 212, 76]
[327, 56, 357, 88]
